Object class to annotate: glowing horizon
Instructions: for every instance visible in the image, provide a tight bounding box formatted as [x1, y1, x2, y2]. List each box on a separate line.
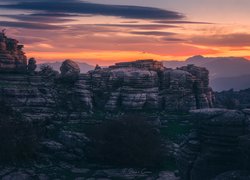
[0, 0, 250, 65]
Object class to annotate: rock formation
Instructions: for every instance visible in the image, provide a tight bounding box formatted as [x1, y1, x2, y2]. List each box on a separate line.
[27, 58, 37, 74]
[0, 35, 215, 121]
[2, 34, 249, 180]
[0, 74, 57, 121]
[0, 32, 27, 72]
[90, 60, 214, 112]
[60, 59, 80, 80]
[177, 108, 250, 180]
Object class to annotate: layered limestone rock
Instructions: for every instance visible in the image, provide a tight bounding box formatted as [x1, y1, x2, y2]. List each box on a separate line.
[177, 109, 250, 180]
[0, 35, 215, 121]
[0, 32, 27, 72]
[161, 69, 197, 112]
[0, 73, 93, 122]
[90, 60, 214, 112]
[109, 59, 165, 71]
[90, 65, 160, 111]
[178, 65, 214, 108]
[0, 74, 56, 121]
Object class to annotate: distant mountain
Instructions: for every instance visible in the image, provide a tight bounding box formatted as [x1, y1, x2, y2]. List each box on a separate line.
[163, 55, 250, 91]
[211, 74, 250, 91]
[37, 62, 94, 73]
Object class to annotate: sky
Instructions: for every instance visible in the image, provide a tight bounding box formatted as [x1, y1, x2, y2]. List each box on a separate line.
[0, 0, 250, 65]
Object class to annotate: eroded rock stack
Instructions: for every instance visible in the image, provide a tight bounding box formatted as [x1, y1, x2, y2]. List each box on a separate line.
[90, 60, 214, 112]
[0, 32, 27, 72]
[177, 109, 250, 180]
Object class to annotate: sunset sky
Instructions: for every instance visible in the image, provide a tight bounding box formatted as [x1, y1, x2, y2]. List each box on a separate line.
[0, 0, 250, 65]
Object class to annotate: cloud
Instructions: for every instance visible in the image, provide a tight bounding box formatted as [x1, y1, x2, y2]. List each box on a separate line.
[0, 14, 77, 23]
[154, 20, 213, 24]
[162, 37, 186, 42]
[0, 1, 184, 20]
[0, 21, 64, 29]
[95, 24, 178, 30]
[130, 31, 176, 36]
[191, 33, 250, 47]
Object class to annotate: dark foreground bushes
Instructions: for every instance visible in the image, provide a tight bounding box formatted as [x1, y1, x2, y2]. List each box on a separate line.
[86, 115, 165, 168]
[0, 102, 39, 163]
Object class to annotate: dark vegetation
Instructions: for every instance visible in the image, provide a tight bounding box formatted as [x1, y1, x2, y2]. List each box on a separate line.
[38, 64, 59, 80]
[215, 88, 250, 109]
[161, 120, 191, 143]
[86, 114, 165, 168]
[0, 102, 39, 163]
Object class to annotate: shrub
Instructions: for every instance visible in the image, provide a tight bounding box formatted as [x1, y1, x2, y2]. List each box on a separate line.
[38, 64, 59, 79]
[0, 102, 39, 163]
[86, 114, 164, 168]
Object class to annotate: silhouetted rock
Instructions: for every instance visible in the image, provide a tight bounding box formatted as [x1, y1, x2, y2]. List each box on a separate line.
[27, 58, 37, 74]
[60, 59, 80, 80]
[0, 32, 27, 72]
[94, 64, 101, 70]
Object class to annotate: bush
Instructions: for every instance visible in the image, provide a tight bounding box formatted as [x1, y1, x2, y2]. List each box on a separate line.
[86, 114, 164, 168]
[0, 102, 39, 163]
[38, 64, 59, 79]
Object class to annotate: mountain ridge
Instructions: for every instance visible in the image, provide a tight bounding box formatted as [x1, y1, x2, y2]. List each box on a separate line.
[163, 55, 250, 91]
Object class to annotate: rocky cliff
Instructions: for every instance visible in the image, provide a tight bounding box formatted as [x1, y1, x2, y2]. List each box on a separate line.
[2, 34, 250, 180]
[177, 108, 250, 180]
[0, 32, 27, 72]
[0, 34, 214, 121]
[7, 33, 250, 121]
[90, 60, 214, 112]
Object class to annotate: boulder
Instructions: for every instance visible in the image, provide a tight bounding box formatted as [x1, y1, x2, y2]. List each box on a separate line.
[60, 59, 80, 80]
[27, 58, 37, 74]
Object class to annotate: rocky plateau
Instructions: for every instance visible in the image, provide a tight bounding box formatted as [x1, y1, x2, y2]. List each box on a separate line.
[0, 33, 250, 180]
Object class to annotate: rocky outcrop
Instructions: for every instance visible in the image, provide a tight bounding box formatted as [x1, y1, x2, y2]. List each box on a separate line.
[60, 59, 80, 80]
[177, 109, 250, 180]
[0, 35, 215, 121]
[0, 74, 57, 121]
[27, 58, 37, 74]
[90, 61, 214, 112]
[0, 32, 27, 72]
[0, 73, 92, 123]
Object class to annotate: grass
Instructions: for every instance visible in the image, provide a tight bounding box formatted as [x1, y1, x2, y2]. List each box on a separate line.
[0, 82, 17, 88]
[161, 120, 191, 142]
